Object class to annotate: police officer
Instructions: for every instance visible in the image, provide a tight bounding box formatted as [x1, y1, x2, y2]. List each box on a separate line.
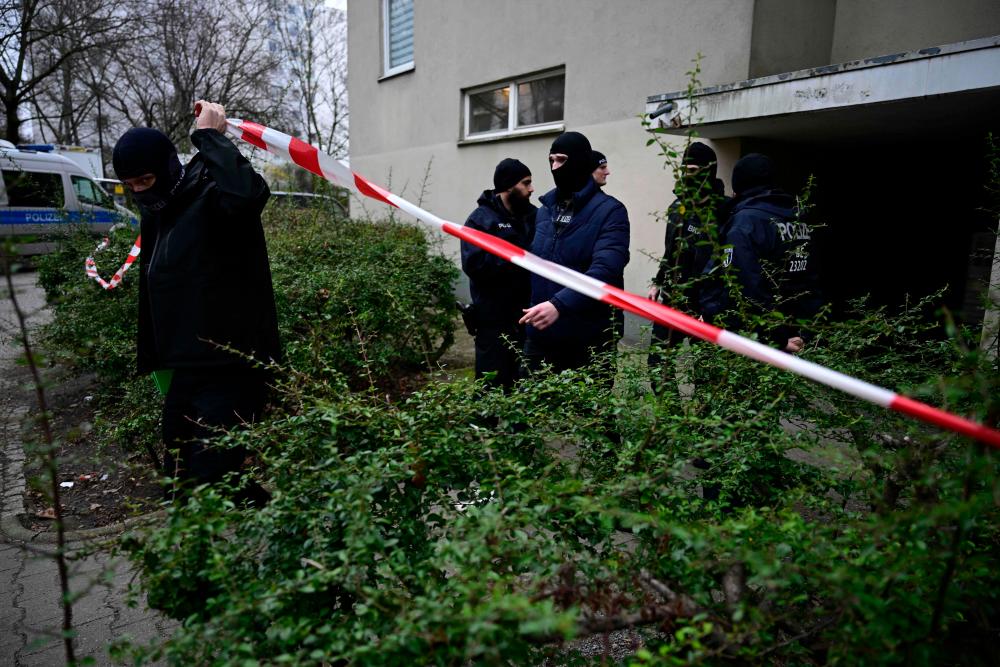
[700, 153, 822, 353]
[592, 150, 610, 188]
[460, 158, 537, 390]
[520, 131, 630, 380]
[647, 142, 730, 391]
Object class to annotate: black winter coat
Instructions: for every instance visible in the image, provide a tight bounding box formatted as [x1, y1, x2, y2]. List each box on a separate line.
[700, 186, 822, 342]
[653, 177, 729, 310]
[137, 129, 280, 374]
[460, 190, 536, 325]
[528, 178, 630, 346]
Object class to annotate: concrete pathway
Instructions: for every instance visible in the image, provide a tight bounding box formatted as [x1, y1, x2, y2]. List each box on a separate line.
[1, 270, 174, 666]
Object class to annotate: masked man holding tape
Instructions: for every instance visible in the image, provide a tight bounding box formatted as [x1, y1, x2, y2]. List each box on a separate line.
[112, 100, 279, 503]
[520, 132, 630, 381]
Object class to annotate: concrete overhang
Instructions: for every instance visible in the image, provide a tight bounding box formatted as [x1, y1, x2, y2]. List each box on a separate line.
[646, 36, 1000, 142]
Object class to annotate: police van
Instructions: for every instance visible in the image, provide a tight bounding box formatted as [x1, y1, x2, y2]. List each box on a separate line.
[0, 140, 137, 255]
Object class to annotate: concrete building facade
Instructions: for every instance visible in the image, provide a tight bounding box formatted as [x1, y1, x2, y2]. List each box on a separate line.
[347, 0, 1000, 336]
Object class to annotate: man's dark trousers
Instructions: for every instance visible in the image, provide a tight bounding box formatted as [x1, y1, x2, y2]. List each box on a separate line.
[475, 323, 523, 390]
[162, 367, 267, 488]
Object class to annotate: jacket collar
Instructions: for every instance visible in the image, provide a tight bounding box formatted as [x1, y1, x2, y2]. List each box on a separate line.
[540, 177, 600, 211]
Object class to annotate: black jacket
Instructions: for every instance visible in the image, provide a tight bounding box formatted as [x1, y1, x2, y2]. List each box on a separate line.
[137, 129, 280, 374]
[653, 177, 729, 310]
[460, 190, 536, 325]
[528, 178, 630, 346]
[700, 186, 822, 342]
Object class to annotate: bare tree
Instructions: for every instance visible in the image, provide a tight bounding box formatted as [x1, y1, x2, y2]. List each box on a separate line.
[0, 0, 130, 143]
[269, 0, 349, 157]
[101, 0, 290, 150]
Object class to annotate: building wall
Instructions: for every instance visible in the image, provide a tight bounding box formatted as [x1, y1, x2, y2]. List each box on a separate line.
[830, 0, 1000, 63]
[347, 0, 753, 306]
[749, 0, 837, 77]
[347, 0, 1000, 330]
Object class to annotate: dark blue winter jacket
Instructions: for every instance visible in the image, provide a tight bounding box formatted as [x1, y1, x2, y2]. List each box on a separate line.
[460, 190, 536, 325]
[700, 186, 822, 343]
[527, 178, 630, 346]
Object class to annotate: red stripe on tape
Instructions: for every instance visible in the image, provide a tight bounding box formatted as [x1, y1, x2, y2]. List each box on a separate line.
[353, 173, 396, 207]
[601, 285, 723, 343]
[240, 121, 268, 150]
[443, 221, 526, 263]
[289, 137, 322, 177]
[890, 395, 1000, 448]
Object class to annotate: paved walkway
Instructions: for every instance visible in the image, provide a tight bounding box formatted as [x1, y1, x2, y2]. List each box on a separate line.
[1, 270, 173, 666]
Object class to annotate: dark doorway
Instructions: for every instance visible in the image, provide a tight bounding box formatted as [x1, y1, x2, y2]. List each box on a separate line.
[743, 126, 999, 326]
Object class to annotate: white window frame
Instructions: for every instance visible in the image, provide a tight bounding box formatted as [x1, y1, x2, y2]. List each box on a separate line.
[463, 68, 566, 140]
[382, 0, 414, 78]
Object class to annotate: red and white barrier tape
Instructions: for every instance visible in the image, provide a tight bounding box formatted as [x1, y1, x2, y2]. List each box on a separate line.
[226, 118, 1000, 449]
[82, 116, 1000, 448]
[85, 235, 142, 290]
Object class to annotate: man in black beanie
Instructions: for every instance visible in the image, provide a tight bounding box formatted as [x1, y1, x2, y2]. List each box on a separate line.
[700, 152, 822, 353]
[113, 100, 279, 503]
[460, 158, 536, 390]
[647, 141, 730, 392]
[520, 131, 630, 379]
[591, 150, 610, 188]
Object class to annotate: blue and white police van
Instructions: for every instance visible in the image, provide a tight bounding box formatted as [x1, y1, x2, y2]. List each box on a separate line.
[0, 140, 137, 255]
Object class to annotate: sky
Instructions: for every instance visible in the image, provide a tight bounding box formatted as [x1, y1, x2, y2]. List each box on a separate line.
[326, 0, 346, 11]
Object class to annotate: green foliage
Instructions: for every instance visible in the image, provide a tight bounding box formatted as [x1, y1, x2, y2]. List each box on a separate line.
[266, 208, 458, 388]
[35, 224, 140, 385]
[33, 205, 459, 461]
[120, 306, 1000, 664]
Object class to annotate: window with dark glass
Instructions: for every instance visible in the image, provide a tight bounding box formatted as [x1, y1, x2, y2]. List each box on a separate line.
[2, 170, 64, 207]
[468, 85, 510, 135]
[517, 74, 565, 127]
[464, 69, 565, 139]
[71, 175, 114, 209]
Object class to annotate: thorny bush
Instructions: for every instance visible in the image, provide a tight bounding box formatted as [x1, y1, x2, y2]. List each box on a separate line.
[33, 204, 458, 464]
[119, 302, 999, 664]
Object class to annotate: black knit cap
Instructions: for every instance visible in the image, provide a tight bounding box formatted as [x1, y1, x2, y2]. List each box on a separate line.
[493, 158, 531, 192]
[591, 150, 607, 170]
[732, 153, 775, 194]
[112, 128, 178, 180]
[682, 142, 716, 168]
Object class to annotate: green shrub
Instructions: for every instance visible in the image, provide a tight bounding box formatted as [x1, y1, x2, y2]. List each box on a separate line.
[266, 209, 458, 388]
[121, 305, 1000, 665]
[35, 224, 140, 386]
[34, 206, 460, 460]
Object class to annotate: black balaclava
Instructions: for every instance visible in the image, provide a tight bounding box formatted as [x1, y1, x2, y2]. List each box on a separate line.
[731, 153, 775, 195]
[683, 142, 717, 180]
[676, 141, 718, 196]
[112, 128, 185, 212]
[549, 131, 593, 197]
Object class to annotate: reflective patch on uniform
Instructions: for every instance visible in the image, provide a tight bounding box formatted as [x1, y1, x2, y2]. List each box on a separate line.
[722, 247, 733, 267]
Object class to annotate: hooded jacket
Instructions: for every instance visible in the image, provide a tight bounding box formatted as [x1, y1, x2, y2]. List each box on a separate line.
[528, 178, 630, 346]
[137, 128, 280, 374]
[700, 186, 821, 342]
[460, 190, 536, 325]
